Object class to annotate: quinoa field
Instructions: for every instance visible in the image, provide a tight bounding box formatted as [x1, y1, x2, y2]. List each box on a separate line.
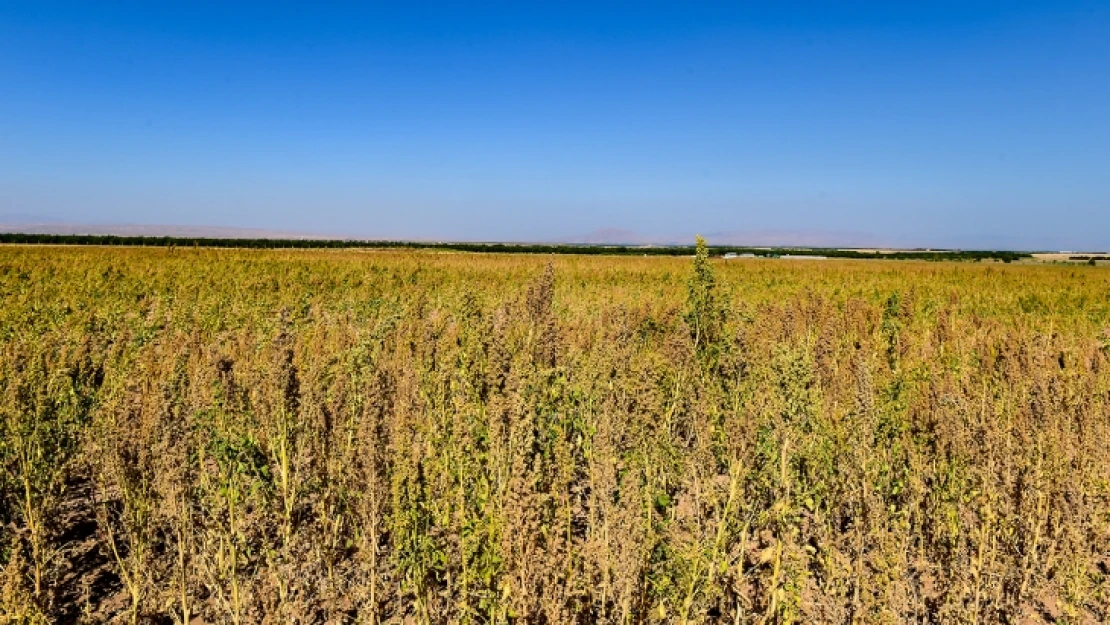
[1, 243, 1109, 623]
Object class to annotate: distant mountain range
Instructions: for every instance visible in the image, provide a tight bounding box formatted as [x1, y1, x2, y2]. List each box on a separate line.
[2, 217, 1101, 252]
[554, 227, 888, 248]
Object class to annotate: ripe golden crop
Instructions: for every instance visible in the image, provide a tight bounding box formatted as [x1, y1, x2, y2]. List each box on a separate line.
[1, 245, 1107, 623]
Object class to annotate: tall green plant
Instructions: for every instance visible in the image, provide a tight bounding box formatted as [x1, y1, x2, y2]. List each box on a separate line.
[685, 235, 724, 358]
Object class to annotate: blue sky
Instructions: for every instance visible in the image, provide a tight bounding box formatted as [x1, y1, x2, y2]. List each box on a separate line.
[1, 2, 1108, 248]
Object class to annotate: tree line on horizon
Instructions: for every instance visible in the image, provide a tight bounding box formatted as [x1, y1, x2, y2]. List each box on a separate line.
[0, 232, 1031, 263]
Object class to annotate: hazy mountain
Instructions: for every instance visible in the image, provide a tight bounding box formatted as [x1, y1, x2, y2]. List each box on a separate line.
[4, 218, 1098, 252]
[555, 228, 889, 248]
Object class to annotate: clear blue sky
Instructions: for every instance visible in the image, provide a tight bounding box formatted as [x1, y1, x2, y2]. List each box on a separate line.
[2, 2, 1108, 249]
